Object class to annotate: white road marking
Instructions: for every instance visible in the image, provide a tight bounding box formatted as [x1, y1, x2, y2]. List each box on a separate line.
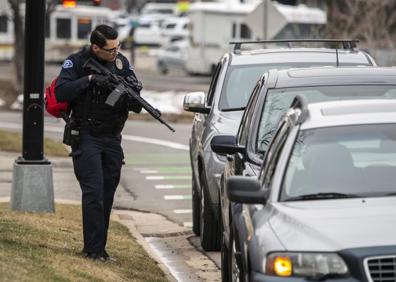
[147, 176, 165, 180]
[156, 185, 175, 189]
[0, 122, 189, 151]
[155, 184, 191, 189]
[139, 170, 158, 174]
[174, 209, 192, 214]
[164, 195, 191, 200]
[183, 222, 193, 228]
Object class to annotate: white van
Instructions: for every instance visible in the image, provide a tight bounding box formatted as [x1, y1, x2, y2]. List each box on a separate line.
[185, 1, 327, 75]
[185, 1, 258, 75]
[0, 2, 16, 60]
[45, 5, 113, 61]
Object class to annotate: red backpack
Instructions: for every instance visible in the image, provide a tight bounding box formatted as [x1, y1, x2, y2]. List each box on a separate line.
[45, 77, 69, 118]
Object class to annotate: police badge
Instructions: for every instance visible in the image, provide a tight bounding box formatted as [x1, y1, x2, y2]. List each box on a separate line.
[115, 58, 123, 70]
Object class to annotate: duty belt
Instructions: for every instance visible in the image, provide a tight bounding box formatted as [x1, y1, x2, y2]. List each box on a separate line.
[83, 118, 123, 137]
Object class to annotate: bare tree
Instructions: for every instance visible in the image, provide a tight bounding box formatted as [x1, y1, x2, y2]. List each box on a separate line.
[8, 0, 24, 93]
[326, 0, 396, 49]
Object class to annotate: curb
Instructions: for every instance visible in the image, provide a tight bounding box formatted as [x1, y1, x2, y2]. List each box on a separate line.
[112, 211, 177, 282]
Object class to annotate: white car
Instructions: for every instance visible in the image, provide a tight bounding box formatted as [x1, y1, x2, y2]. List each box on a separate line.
[157, 39, 188, 74]
[134, 3, 178, 46]
[134, 15, 163, 46]
[159, 17, 189, 45]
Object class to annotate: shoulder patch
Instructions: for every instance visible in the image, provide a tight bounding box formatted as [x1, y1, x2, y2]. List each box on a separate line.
[115, 58, 123, 70]
[62, 59, 73, 69]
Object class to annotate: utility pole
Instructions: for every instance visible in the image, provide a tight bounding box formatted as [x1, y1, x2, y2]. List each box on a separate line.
[11, 0, 54, 213]
[263, 0, 269, 40]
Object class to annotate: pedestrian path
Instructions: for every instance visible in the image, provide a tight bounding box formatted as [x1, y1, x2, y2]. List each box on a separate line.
[123, 152, 193, 228]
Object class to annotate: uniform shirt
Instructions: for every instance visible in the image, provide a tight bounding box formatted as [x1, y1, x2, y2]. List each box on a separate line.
[55, 46, 139, 103]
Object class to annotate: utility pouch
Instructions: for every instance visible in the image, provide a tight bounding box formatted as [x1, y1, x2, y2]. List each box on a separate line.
[63, 119, 80, 146]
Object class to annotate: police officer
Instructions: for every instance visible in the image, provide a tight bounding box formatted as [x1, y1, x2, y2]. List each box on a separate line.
[55, 25, 142, 261]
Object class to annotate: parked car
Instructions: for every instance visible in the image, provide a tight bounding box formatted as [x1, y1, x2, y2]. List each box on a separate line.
[224, 97, 396, 281]
[159, 17, 189, 46]
[211, 66, 396, 281]
[134, 3, 178, 46]
[183, 39, 376, 251]
[157, 39, 188, 74]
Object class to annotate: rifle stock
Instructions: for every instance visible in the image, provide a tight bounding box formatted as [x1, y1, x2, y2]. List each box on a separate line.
[83, 57, 175, 132]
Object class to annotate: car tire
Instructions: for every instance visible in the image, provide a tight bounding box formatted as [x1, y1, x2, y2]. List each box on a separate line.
[192, 179, 200, 236]
[158, 61, 168, 75]
[231, 228, 245, 282]
[221, 231, 231, 282]
[200, 172, 221, 251]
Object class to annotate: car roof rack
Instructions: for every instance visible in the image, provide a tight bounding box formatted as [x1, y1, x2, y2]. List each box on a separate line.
[229, 39, 359, 54]
[289, 95, 309, 124]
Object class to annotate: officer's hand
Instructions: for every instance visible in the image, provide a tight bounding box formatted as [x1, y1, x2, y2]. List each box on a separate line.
[91, 74, 119, 93]
[90, 74, 109, 89]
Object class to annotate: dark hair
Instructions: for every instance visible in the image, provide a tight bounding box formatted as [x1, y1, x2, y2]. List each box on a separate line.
[90, 25, 118, 48]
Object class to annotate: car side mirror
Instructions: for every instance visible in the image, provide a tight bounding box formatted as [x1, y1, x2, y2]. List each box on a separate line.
[211, 135, 245, 155]
[226, 176, 268, 204]
[183, 91, 210, 114]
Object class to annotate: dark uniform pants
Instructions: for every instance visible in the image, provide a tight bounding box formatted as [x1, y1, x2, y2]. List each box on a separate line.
[71, 131, 123, 254]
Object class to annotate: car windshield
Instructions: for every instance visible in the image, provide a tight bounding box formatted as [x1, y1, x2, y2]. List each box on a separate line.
[281, 124, 396, 201]
[257, 85, 396, 152]
[218, 63, 324, 111]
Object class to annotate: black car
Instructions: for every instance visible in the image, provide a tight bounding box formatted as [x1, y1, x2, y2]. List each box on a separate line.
[211, 66, 396, 281]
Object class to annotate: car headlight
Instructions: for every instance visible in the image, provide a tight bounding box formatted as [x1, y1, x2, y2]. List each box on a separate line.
[265, 252, 349, 279]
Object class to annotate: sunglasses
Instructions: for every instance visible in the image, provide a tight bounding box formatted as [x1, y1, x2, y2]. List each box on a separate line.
[100, 42, 121, 54]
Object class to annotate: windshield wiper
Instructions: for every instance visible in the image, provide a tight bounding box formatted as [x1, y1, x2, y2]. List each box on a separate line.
[284, 192, 361, 202]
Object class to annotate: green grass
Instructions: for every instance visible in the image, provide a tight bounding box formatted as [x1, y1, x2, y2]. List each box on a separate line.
[0, 203, 167, 282]
[0, 130, 69, 157]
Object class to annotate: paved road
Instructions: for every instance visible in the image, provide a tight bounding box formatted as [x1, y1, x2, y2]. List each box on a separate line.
[0, 53, 211, 93]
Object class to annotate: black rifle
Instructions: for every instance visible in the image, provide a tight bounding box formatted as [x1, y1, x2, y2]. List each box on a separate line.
[83, 57, 175, 132]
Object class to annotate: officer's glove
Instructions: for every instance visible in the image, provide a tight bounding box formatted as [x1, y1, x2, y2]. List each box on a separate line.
[90, 74, 108, 88]
[125, 76, 143, 92]
[91, 74, 118, 93]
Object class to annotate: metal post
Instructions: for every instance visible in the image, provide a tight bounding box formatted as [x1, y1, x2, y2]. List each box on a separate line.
[11, 0, 54, 213]
[263, 0, 268, 40]
[22, 0, 45, 161]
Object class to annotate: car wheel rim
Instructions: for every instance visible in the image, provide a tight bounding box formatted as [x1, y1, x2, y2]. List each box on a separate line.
[231, 239, 240, 282]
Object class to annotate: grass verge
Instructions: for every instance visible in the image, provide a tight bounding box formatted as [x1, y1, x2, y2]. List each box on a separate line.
[0, 203, 167, 282]
[0, 129, 69, 157]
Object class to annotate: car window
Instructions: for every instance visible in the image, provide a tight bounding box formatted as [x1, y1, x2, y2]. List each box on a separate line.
[218, 63, 330, 111]
[218, 64, 272, 111]
[206, 62, 222, 106]
[281, 124, 396, 200]
[238, 80, 263, 146]
[259, 120, 289, 187]
[165, 23, 176, 29]
[257, 85, 396, 153]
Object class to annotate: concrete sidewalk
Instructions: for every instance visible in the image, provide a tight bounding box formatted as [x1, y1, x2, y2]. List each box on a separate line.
[0, 151, 220, 282]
